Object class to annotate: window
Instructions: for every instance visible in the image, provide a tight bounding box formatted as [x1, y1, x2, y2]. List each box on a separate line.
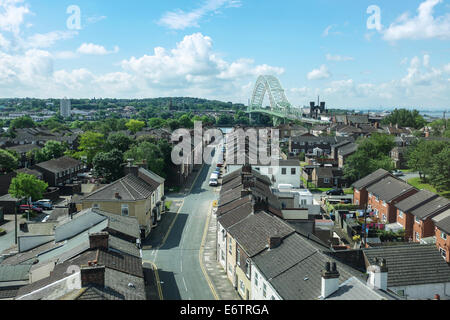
[245, 259, 251, 279]
[440, 248, 447, 260]
[121, 204, 129, 216]
[382, 201, 387, 207]
[229, 241, 232, 254]
[441, 232, 447, 240]
[324, 178, 330, 184]
[93, 204, 99, 209]
[282, 168, 287, 175]
[255, 168, 260, 171]
[399, 210, 404, 218]
[254, 272, 259, 287]
[382, 214, 386, 222]
[263, 283, 267, 298]
[397, 290, 405, 296]
[239, 280, 245, 294]
[270, 296, 275, 300]
[301, 199, 307, 205]
[221, 250, 225, 262]
[415, 232, 420, 242]
[237, 247, 241, 266]
[228, 264, 233, 275]
[222, 229, 226, 242]
[291, 168, 296, 175]
[415, 216, 420, 224]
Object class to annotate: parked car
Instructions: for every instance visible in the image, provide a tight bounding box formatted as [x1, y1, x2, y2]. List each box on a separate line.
[209, 178, 218, 187]
[19, 205, 43, 213]
[217, 163, 223, 168]
[33, 200, 53, 210]
[326, 188, 345, 196]
[392, 170, 404, 177]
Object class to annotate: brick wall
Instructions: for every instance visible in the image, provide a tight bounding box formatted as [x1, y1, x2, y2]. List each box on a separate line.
[397, 210, 414, 240]
[435, 227, 450, 263]
[80, 265, 105, 287]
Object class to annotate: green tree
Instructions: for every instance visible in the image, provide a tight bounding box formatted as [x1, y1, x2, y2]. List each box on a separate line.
[10, 116, 35, 129]
[125, 119, 145, 134]
[9, 173, 48, 219]
[34, 140, 68, 163]
[148, 118, 167, 129]
[381, 109, 427, 129]
[76, 131, 105, 166]
[93, 149, 125, 183]
[0, 149, 18, 173]
[407, 140, 447, 181]
[344, 134, 395, 182]
[428, 146, 450, 192]
[124, 142, 166, 178]
[106, 132, 134, 153]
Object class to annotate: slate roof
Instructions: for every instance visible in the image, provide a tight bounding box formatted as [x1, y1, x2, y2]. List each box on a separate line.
[217, 195, 252, 216]
[268, 250, 361, 300]
[108, 235, 141, 258]
[363, 244, 450, 287]
[16, 168, 43, 177]
[217, 201, 254, 229]
[352, 168, 391, 190]
[432, 209, 450, 233]
[83, 173, 157, 202]
[227, 211, 294, 257]
[395, 189, 438, 213]
[34, 156, 81, 173]
[366, 176, 416, 202]
[338, 143, 358, 157]
[97, 249, 144, 278]
[410, 196, 450, 220]
[95, 209, 141, 240]
[6, 144, 41, 154]
[0, 264, 32, 282]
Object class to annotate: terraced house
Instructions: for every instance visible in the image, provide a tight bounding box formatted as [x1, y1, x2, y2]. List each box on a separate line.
[81, 165, 165, 239]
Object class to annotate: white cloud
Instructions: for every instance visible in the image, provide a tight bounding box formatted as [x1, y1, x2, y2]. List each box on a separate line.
[158, 0, 241, 30]
[326, 54, 354, 62]
[0, 0, 31, 34]
[423, 54, 430, 67]
[322, 25, 335, 37]
[0, 33, 10, 49]
[77, 43, 119, 55]
[307, 65, 331, 80]
[383, 0, 450, 41]
[25, 31, 78, 48]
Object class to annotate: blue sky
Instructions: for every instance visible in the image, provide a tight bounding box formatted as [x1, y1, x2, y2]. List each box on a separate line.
[0, 0, 449, 110]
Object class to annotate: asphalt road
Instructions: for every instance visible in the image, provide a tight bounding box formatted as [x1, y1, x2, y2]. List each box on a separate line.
[142, 152, 220, 300]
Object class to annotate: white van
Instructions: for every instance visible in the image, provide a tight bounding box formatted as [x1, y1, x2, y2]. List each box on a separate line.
[210, 173, 219, 180]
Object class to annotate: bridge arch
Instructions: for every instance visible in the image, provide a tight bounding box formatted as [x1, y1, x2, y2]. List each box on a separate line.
[250, 75, 291, 112]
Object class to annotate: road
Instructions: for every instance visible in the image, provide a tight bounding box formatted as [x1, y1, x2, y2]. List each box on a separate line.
[142, 151, 221, 300]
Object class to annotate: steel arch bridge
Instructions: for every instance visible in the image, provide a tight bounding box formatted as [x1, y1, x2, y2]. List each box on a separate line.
[247, 75, 327, 125]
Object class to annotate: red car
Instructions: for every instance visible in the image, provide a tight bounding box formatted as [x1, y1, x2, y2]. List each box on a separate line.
[19, 205, 43, 213]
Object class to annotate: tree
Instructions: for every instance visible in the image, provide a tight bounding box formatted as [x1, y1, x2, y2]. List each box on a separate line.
[124, 142, 166, 178]
[9, 173, 48, 220]
[344, 134, 395, 182]
[34, 140, 68, 163]
[10, 116, 35, 129]
[407, 140, 447, 181]
[76, 131, 105, 166]
[93, 149, 125, 183]
[148, 118, 167, 129]
[428, 146, 450, 192]
[381, 109, 426, 129]
[0, 149, 18, 173]
[106, 132, 134, 153]
[125, 119, 145, 134]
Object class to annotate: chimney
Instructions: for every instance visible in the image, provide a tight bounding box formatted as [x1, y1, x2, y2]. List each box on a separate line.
[242, 164, 252, 174]
[367, 258, 388, 291]
[80, 265, 105, 288]
[114, 192, 121, 199]
[268, 236, 282, 249]
[124, 158, 139, 177]
[89, 232, 109, 250]
[321, 262, 340, 299]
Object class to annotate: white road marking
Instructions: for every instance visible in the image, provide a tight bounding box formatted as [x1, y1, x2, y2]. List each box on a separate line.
[183, 277, 188, 292]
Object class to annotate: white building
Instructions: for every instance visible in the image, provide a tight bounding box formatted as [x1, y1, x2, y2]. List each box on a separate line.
[226, 159, 301, 188]
[60, 98, 71, 118]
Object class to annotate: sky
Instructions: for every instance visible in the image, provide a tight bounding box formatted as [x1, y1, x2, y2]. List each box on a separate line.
[0, 0, 449, 110]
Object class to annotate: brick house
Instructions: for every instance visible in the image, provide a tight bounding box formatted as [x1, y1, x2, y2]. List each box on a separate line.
[365, 176, 418, 224]
[352, 169, 392, 207]
[33, 156, 84, 187]
[312, 167, 345, 188]
[432, 209, 450, 263]
[395, 190, 450, 242]
[390, 146, 408, 169]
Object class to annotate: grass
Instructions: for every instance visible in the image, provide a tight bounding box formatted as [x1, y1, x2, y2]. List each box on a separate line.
[400, 169, 415, 173]
[344, 188, 354, 195]
[407, 178, 450, 199]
